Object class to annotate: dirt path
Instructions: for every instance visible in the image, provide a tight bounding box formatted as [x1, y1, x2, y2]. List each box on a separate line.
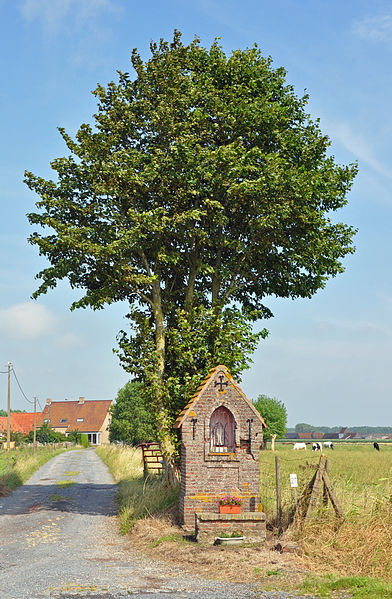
[0, 449, 312, 599]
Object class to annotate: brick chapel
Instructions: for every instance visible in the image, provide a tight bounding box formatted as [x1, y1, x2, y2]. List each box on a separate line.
[174, 365, 267, 540]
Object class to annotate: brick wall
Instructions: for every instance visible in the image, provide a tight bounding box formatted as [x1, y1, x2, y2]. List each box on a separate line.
[177, 366, 264, 530]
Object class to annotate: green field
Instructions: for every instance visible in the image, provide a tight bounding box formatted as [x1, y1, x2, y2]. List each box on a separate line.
[260, 443, 392, 582]
[260, 442, 392, 520]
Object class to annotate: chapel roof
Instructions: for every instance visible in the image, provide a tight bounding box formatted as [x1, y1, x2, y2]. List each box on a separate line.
[174, 364, 266, 429]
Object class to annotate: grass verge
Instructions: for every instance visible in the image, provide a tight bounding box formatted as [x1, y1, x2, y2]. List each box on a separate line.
[300, 574, 392, 598]
[96, 445, 179, 534]
[0, 446, 74, 494]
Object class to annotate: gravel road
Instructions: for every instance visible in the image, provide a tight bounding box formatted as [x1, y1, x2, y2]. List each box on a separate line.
[0, 449, 315, 599]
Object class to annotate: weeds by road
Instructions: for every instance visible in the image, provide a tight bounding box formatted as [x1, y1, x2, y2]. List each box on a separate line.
[0, 446, 79, 495]
[96, 445, 178, 534]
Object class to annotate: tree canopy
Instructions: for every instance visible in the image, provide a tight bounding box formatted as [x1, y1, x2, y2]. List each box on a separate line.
[295, 422, 319, 433]
[253, 395, 287, 446]
[109, 381, 157, 445]
[25, 31, 357, 460]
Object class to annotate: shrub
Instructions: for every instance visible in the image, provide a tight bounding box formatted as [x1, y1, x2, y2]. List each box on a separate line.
[79, 433, 89, 448]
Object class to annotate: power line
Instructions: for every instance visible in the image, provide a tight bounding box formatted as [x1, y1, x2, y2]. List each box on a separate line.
[11, 367, 34, 404]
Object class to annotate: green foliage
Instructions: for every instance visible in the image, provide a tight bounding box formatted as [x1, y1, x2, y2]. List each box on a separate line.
[117, 306, 267, 426]
[0, 409, 6, 417]
[295, 422, 318, 433]
[294, 424, 392, 435]
[67, 429, 81, 443]
[79, 433, 89, 448]
[10, 430, 27, 446]
[253, 395, 287, 441]
[28, 422, 66, 443]
[109, 381, 157, 445]
[25, 31, 357, 450]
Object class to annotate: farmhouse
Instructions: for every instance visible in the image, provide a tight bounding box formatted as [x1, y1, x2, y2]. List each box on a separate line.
[39, 398, 112, 445]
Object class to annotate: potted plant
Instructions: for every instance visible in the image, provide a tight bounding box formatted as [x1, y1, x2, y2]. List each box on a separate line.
[216, 495, 242, 514]
[216, 530, 245, 545]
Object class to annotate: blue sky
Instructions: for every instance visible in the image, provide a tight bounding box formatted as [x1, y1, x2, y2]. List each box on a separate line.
[0, 0, 391, 426]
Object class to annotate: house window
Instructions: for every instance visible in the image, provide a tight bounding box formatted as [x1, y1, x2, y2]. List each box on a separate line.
[77, 418, 84, 422]
[209, 406, 235, 453]
[60, 419, 68, 423]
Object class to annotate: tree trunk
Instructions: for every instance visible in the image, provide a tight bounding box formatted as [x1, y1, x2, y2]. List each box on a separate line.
[184, 262, 198, 312]
[271, 434, 277, 452]
[151, 279, 180, 487]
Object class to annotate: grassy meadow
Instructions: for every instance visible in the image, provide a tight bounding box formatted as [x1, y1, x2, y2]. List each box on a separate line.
[260, 442, 392, 519]
[261, 442, 392, 581]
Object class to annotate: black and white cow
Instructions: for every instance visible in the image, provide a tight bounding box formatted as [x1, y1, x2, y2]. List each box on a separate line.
[312, 442, 322, 451]
[374, 442, 380, 451]
[324, 442, 334, 449]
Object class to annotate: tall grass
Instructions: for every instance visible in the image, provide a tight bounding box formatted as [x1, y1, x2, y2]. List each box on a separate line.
[96, 445, 179, 534]
[0, 446, 71, 494]
[260, 444, 392, 581]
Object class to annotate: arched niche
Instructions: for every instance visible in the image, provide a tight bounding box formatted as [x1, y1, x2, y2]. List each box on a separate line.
[209, 405, 236, 453]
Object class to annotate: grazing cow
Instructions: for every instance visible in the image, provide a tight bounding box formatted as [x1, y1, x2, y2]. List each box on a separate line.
[324, 442, 334, 449]
[293, 442, 307, 450]
[374, 442, 380, 451]
[312, 442, 322, 451]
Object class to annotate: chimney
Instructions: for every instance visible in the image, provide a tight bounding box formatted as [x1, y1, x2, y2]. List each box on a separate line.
[46, 398, 52, 405]
[78, 397, 85, 404]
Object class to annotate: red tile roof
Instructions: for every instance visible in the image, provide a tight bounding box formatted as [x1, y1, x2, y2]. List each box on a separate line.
[38, 400, 112, 433]
[0, 413, 39, 435]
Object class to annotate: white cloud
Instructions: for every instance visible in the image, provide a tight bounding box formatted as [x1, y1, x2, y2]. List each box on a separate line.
[326, 120, 392, 180]
[352, 14, 392, 43]
[55, 332, 84, 349]
[19, 0, 117, 31]
[315, 317, 391, 339]
[0, 302, 56, 339]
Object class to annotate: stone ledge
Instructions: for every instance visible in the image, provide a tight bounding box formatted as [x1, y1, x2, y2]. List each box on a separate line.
[196, 511, 266, 521]
[195, 511, 266, 543]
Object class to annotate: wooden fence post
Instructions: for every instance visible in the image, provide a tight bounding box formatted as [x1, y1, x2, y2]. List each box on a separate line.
[275, 455, 282, 533]
[323, 458, 330, 506]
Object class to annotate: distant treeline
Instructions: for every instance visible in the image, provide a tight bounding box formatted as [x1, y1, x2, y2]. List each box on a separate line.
[287, 423, 392, 436]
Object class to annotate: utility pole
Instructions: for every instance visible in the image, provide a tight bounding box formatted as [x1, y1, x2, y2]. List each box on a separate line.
[33, 397, 37, 453]
[6, 362, 11, 468]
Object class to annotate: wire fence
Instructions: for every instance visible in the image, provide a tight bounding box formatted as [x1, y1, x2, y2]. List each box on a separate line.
[259, 451, 323, 528]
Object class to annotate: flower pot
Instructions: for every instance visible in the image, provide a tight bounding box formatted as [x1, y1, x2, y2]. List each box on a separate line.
[219, 505, 241, 514]
[216, 536, 245, 545]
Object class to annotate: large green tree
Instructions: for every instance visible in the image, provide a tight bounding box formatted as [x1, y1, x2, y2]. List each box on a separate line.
[25, 31, 357, 472]
[253, 395, 287, 450]
[109, 381, 157, 445]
